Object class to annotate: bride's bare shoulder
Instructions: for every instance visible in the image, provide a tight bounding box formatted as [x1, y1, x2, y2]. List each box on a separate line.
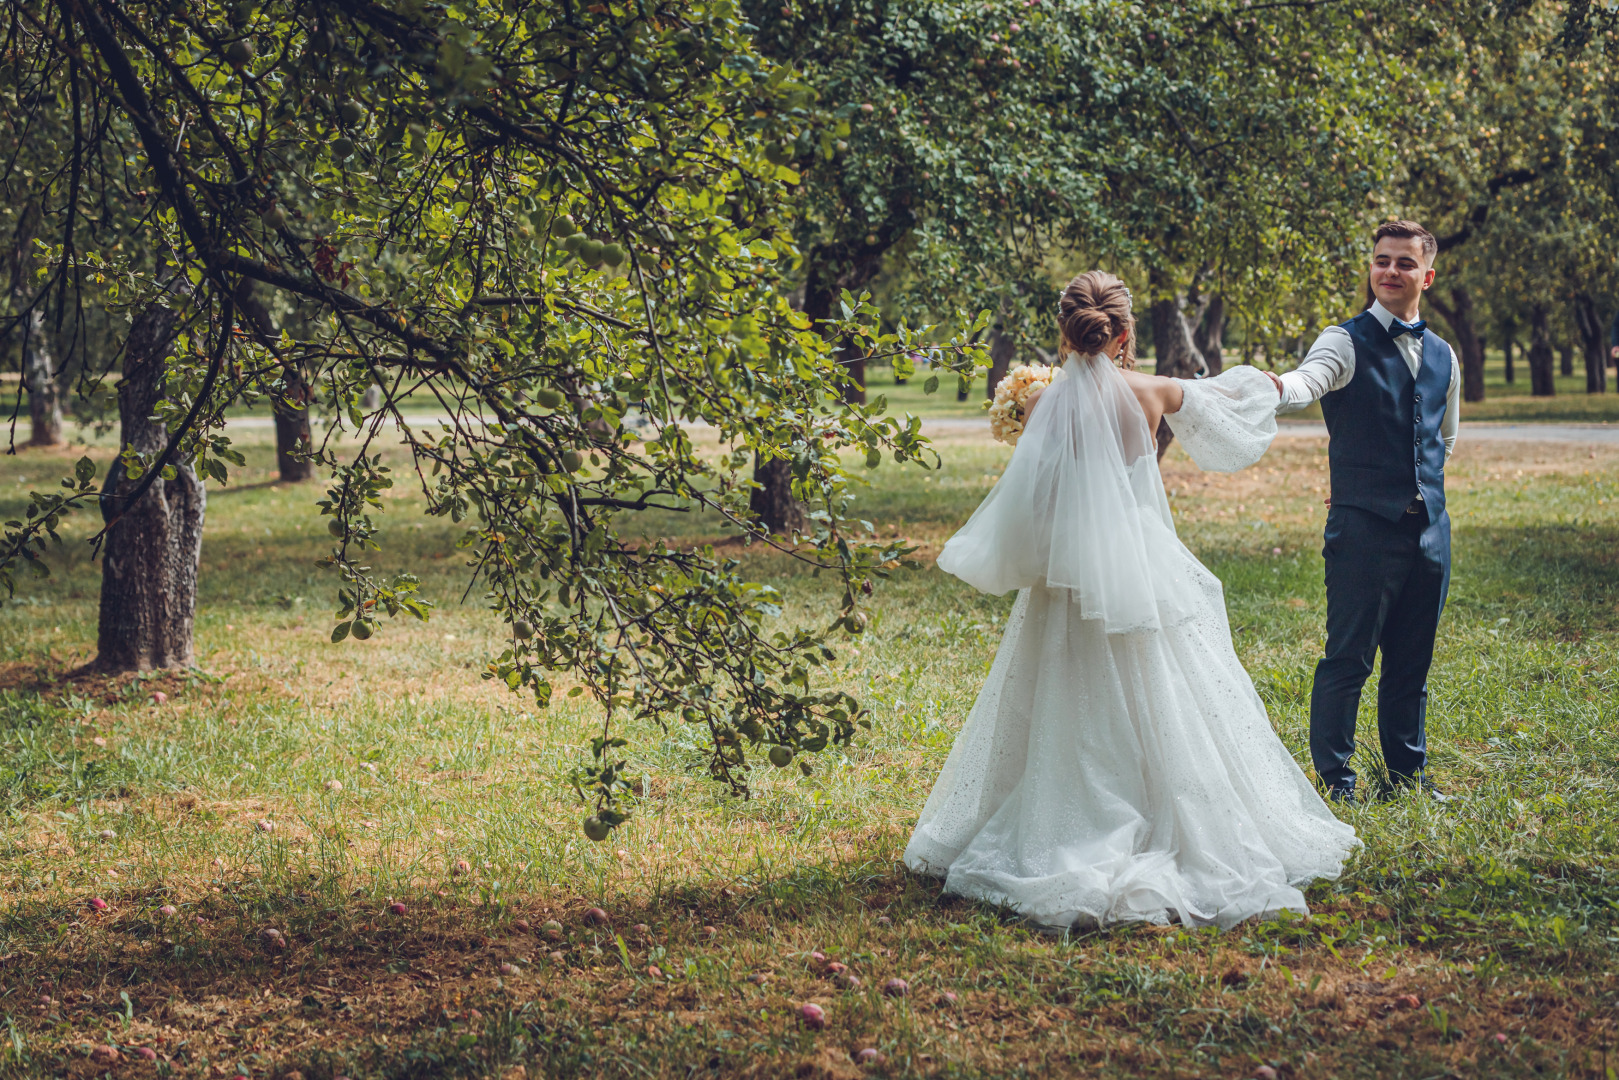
[1118, 368, 1185, 414]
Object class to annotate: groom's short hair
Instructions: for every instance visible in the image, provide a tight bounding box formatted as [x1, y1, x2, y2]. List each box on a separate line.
[1372, 220, 1438, 263]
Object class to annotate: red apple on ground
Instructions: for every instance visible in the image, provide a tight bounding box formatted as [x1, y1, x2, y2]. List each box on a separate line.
[855, 1048, 883, 1065]
[88, 897, 109, 912]
[584, 907, 611, 926]
[798, 1002, 826, 1029]
[882, 978, 909, 997]
[389, 902, 407, 915]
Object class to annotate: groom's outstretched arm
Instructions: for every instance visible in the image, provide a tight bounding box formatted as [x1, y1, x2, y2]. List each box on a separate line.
[1275, 327, 1355, 414]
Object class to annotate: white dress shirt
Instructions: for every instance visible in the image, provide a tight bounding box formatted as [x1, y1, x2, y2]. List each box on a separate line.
[1277, 300, 1460, 461]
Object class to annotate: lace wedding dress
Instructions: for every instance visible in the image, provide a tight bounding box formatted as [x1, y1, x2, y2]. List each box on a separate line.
[904, 354, 1358, 929]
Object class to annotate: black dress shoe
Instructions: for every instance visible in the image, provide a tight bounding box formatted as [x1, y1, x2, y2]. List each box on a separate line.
[1325, 783, 1358, 805]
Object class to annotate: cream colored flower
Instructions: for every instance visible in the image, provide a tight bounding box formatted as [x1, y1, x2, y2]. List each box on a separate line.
[988, 363, 1054, 445]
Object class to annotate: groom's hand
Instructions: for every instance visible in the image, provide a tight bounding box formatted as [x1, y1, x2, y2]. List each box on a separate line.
[1265, 371, 1284, 397]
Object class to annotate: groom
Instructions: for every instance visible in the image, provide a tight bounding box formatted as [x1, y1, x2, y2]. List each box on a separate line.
[1273, 220, 1461, 803]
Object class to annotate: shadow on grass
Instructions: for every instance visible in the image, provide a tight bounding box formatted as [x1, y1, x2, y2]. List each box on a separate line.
[2, 851, 1615, 1080]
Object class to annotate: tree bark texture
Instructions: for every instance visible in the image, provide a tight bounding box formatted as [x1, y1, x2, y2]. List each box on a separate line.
[273, 369, 314, 482]
[1573, 294, 1609, 394]
[1527, 305, 1556, 398]
[234, 280, 314, 482]
[1147, 268, 1209, 461]
[1191, 293, 1225, 377]
[20, 304, 64, 446]
[96, 296, 204, 672]
[749, 453, 806, 535]
[802, 247, 883, 408]
[749, 242, 884, 531]
[985, 328, 1016, 399]
[1502, 333, 1515, 384]
[1427, 286, 1486, 403]
[1559, 342, 1574, 378]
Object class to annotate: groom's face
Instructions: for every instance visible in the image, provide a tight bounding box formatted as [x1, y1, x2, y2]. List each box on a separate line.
[1369, 237, 1435, 311]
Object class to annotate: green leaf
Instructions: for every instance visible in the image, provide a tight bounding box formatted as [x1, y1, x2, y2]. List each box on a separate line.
[331, 621, 353, 643]
[923, 375, 940, 395]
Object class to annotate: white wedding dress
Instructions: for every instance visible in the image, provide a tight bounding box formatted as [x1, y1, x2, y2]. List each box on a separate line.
[904, 353, 1358, 929]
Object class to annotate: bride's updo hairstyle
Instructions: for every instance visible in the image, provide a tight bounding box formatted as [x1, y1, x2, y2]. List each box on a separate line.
[1058, 270, 1136, 368]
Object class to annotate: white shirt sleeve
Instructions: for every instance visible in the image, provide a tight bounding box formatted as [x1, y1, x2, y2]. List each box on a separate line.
[1276, 326, 1355, 413]
[1441, 344, 1459, 462]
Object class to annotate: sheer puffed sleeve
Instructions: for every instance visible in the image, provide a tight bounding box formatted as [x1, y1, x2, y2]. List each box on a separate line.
[1162, 365, 1279, 473]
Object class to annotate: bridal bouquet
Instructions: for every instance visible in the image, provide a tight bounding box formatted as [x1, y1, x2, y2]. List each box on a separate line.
[987, 363, 1055, 446]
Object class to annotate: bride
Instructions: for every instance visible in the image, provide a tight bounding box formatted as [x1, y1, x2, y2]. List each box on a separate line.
[903, 271, 1358, 929]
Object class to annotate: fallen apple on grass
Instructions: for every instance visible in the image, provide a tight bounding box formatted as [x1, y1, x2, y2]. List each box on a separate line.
[798, 1002, 826, 1030]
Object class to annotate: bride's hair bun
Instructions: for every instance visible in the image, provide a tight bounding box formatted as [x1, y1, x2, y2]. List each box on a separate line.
[1058, 271, 1136, 367]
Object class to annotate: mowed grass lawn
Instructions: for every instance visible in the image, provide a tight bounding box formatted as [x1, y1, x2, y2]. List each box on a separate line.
[1, 414, 1616, 1079]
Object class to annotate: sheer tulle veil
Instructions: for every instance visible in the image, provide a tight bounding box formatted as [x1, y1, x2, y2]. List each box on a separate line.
[936, 352, 1200, 634]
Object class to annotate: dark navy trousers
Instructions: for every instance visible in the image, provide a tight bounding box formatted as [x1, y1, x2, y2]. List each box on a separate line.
[1309, 503, 1450, 791]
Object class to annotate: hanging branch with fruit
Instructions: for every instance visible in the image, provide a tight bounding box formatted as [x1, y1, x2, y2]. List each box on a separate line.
[1, 0, 989, 838]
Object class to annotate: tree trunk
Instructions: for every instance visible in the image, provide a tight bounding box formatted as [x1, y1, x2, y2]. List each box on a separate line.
[234, 279, 313, 482]
[1147, 268, 1208, 460]
[749, 245, 880, 531]
[96, 295, 204, 672]
[1427, 286, 1485, 403]
[1502, 334, 1515, 385]
[1573, 294, 1608, 394]
[362, 383, 383, 410]
[273, 370, 314, 482]
[749, 453, 806, 535]
[1527, 305, 1556, 397]
[1192, 293, 1225, 377]
[1558, 341, 1574, 378]
[20, 304, 64, 447]
[985, 327, 1016, 399]
[801, 255, 872, 407]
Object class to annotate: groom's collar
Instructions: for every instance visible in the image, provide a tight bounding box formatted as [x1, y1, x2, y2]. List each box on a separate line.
[1366, 300, 1421, 332]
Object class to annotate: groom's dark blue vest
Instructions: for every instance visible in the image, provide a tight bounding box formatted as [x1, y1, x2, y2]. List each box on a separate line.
[1319, 311, 1452, 524]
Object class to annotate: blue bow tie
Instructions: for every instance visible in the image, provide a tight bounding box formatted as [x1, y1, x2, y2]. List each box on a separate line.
[1389, 318, 1427, 340]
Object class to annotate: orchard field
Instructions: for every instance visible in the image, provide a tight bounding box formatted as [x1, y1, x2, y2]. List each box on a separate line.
[2, 412, 1616, 1080]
